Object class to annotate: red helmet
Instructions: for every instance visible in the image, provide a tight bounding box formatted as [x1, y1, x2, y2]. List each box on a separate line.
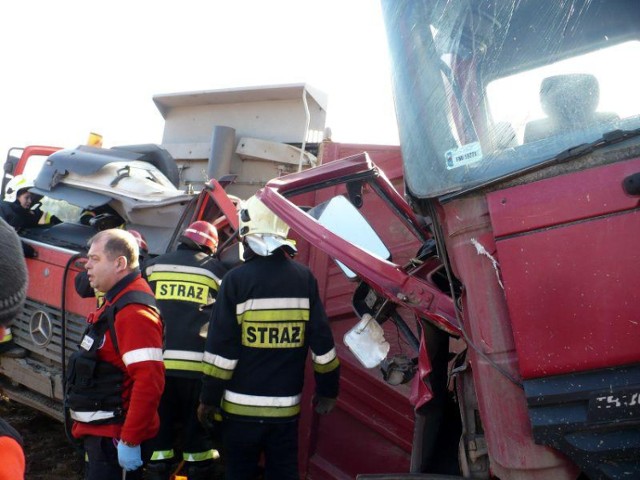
[128, 230, 149, 253]
[180, 221, 219, 253]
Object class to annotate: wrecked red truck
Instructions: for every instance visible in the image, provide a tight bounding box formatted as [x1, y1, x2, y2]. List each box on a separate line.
[1, 0, 640, 478]
[259, 1, 640, 478]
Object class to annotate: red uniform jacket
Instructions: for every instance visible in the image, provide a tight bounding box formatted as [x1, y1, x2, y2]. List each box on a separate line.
[72, 272, 165, 445]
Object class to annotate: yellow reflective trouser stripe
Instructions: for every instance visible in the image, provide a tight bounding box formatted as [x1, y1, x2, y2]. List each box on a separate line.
[151, 449, 175, 461]
[241, 321, 305, 348]
[164, 359, 204, 373]
[203, 363, 233, 380]
[222, 399, 301, 418]
[314, 356, 340, 374]
[237, 308, 309, 323]
[183, 449, 217, 462]
[148, 271, 219, 290]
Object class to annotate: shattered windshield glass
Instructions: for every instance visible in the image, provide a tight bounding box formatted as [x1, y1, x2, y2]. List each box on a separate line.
[486, 41, 640, 147]
[381, 0, 640, 198]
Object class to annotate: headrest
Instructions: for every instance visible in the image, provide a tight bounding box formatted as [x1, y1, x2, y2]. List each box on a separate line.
[540, 74, 600, 121]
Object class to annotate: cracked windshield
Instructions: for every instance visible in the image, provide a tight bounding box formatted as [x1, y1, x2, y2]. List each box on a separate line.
[387, 0, 640, 198]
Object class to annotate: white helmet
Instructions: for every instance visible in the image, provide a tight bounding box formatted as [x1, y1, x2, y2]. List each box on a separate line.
[239, 195, 296, 256]
[5, 175, 34, 202]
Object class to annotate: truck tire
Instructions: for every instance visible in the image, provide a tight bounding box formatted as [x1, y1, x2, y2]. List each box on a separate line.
[112, 144, 180, 188]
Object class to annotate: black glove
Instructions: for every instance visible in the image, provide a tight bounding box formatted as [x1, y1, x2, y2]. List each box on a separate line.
[313, 395, 337, 415]
[197, 403, 221, 431]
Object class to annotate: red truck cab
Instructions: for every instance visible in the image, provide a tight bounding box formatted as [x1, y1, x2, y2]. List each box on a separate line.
[260, 1, 640, 478]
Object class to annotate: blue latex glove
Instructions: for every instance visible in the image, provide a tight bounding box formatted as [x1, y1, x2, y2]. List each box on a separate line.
[117, 441, 143, 471]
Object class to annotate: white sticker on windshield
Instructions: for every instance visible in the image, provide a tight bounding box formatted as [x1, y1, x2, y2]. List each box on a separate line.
[445, 142, 483, 170]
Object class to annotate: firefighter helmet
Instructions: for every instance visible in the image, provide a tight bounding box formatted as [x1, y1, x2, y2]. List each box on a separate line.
[180, 220, 219, 253]
[239, 195, 296, 255]
[128, 230, 149, 254]
[239, 195, 289, 238]
[4, 175, 34, 203]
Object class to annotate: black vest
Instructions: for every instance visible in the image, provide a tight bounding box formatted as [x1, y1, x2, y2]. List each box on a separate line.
[65, 291, 157, 425]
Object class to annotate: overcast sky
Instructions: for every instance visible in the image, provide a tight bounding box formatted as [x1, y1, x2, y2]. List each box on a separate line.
[0, 0, 399, 160]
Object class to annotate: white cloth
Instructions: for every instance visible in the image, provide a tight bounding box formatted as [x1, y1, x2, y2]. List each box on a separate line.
[245, 234, 296, 257]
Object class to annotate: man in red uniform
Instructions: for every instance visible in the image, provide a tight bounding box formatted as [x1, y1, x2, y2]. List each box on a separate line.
[67, 229, 165, 479]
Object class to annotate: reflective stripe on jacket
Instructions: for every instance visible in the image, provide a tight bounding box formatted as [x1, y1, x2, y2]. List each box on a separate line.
[201, 249, 339, 421]
[144, 246, 226, 378]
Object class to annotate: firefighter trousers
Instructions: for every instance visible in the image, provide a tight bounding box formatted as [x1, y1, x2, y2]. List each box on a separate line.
[223, 418, 299, 480]
[148, 376, 218, 469]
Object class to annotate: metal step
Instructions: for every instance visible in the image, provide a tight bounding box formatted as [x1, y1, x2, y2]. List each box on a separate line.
[0, 378, 64, 422]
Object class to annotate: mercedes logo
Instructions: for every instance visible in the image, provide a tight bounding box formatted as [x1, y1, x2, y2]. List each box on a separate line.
[29, 311, 53, 347]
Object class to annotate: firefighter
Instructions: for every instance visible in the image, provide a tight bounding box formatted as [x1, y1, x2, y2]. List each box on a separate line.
[197, 196, 340, 480]
[144, 220, 227, 480]
[0, 217, 28, 479]
[67, 229, 164, 480]
[0, 174, 61, 231]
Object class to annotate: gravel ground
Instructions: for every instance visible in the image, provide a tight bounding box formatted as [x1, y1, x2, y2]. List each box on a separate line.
[0, 395, 84, 480]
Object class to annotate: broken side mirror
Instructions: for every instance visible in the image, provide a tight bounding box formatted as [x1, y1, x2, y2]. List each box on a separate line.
[343, 313, 390, 368]
[306, 195, 390, 280]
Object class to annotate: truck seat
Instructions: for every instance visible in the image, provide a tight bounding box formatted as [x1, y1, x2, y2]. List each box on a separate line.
[523, 73, 618, 143]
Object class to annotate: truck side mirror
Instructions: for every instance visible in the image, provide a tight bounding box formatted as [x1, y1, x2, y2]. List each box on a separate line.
[307, 195, 390, 279]
[4, 156, 17, 173]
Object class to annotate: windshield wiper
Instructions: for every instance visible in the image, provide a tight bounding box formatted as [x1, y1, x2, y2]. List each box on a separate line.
[553, 128, 640, 163]
[441, 127, 640, 201]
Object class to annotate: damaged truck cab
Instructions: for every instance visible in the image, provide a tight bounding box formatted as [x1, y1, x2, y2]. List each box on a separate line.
[259, 1, 640, 479]
[2, 1, 639, 476]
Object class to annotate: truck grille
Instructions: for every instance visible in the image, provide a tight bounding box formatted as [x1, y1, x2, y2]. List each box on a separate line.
[11, 299, 87, 366]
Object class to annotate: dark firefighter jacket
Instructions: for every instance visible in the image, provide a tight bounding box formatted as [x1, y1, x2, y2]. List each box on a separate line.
[201, 249, 340, 422]
[0, 200, 60, 231]
[144, 245, 227, 379]
[71, 272, 165, 446]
